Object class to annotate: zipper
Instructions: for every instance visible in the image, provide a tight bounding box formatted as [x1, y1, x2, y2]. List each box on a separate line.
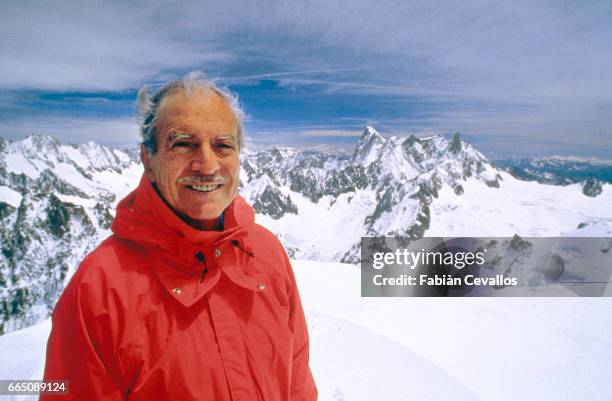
[195, 251, 208, 283]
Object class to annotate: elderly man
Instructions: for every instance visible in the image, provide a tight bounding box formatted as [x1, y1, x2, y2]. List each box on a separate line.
[41, 72, 317, 401]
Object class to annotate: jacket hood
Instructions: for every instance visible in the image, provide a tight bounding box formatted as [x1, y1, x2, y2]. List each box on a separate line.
[112, 175, 255, 263]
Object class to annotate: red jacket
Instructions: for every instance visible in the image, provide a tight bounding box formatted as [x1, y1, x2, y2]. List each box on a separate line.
[41, 175, 317, 401]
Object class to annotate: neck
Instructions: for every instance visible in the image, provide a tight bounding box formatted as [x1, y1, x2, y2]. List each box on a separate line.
[184, 215, 220, 231]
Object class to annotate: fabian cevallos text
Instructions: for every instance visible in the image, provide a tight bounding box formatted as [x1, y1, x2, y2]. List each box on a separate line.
[372, 273, 517, 287]
[370, 248, 518, 287]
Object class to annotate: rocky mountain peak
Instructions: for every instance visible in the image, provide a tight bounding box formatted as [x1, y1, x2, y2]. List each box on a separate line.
[77, 141, 133, 172]
[9, 134, 62, 158]
[448, 132, 462, 154]
[0, 133, 145, 335]
[352, 126, 386, 166]
[402, 134, 421, 148]
[359, 126, 384, 146]
[582, 177, 603, 197]
[363, 125, 381, 137]
[23, 134, 61, 149]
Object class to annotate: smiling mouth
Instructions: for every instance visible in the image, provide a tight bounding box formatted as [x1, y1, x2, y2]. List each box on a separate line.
[186, 184, 223, 192]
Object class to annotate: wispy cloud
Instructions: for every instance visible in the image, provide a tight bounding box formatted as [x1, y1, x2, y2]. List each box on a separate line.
[297, 129, 362, 138]
[1, 0, 611, 156]
[222, 68, 374, 84]
[0, 116, 140, 147]
[274, 78, 480, 98]
[0, 2, 232, 91]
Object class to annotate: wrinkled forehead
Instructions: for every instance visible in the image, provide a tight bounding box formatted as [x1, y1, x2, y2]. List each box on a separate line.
[156, 88, 239, 134]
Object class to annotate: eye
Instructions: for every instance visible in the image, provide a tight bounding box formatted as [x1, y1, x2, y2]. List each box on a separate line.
[171, 141, 194, 149]
[216, 142, 235, 150]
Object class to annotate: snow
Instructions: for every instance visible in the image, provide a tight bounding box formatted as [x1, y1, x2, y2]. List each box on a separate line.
[564, 221, 612, 236]
[298, 260, 612, 401]
[352, 127, 385, 167]
[240, 174, 276, 200]
[427, 171, 612, 237]
[0, 186, 22, 208]
[377, 137, 420, 180]
[371, 194, 421, 234]
[477, 164, 499, 181]
[256, 189, 378, 260]
[310, 313, 478, 401]
[1, 260, 611, 401]
[61, 145, 90, 170]
[251, 165, 612, 261]
[0, 320, 50, 401]
[236, 129, 610, 261]
[2, 137, 142, 204]
[88, 164, 143, 202]
[2, 132, 612, 399]
[3, 153, 41, 178]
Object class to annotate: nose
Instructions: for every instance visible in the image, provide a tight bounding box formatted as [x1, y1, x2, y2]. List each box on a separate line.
[191, 143, 220, 174]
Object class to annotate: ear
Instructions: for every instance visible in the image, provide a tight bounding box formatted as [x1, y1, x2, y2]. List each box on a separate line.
[140, 144, 157, 182]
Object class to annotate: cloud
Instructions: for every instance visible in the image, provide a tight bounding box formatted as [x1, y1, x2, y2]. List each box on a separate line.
[3, 0, 610, 97]
[298, 129, 363, 138]
[0, 116, 140, 147]
[223, 68, 374, 85]
[547, 155, 612, 165]
[0, 1, 232, 91]
[1, 0, 611, 157]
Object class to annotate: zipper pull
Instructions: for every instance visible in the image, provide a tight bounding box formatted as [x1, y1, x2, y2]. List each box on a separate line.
[195, 251, 208, 283]
[231, 239, 255, 257]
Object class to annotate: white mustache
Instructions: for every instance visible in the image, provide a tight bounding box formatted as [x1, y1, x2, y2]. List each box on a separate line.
[177, 176, 228, 185]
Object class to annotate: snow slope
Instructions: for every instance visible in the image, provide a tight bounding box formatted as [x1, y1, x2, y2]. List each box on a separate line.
[296, 261, 612, 401]
[428, 171, 612, 237]
[1, 260, 611, 401]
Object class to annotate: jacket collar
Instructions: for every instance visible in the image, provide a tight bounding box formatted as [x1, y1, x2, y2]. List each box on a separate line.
[112, 175, 254, 252]
[111, 175, 263, 306]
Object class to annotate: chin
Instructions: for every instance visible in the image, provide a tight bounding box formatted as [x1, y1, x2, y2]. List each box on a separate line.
[189, 209, 224, 221]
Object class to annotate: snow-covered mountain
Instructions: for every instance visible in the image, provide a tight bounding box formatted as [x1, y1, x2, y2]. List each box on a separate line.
[1, 129, 612, 334]
[241, 127, 612, 262]
[241, 129, 507, 261]
[0, 135, 142, 334]
[495, 156, 612, 189]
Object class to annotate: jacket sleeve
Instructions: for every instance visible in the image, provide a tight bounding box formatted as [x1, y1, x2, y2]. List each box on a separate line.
[40, 275, 126, 401]
[283, 254, 318, 401]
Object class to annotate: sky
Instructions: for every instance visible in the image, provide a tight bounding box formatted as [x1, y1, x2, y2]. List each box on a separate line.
[0, 0, 610, 159]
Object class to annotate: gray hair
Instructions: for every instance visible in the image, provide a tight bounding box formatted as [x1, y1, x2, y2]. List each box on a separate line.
[136, 71, 245, 154]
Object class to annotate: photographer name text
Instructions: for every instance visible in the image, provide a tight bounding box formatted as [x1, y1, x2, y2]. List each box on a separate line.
[372, 274, 518, 287]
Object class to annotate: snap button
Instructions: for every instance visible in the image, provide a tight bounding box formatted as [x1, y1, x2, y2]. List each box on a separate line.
[214, 248, 221, 257]
[172, 288, 182, 295]
[257, 283, 266, 290]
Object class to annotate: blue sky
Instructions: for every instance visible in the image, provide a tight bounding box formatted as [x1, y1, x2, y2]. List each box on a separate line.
[0, 0, 611, 159]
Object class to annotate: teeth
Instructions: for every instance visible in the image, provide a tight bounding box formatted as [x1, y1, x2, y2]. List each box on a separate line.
[189, 184, 220, 192]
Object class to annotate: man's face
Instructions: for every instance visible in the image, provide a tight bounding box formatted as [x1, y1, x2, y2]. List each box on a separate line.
[141, 89, 240, 229]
